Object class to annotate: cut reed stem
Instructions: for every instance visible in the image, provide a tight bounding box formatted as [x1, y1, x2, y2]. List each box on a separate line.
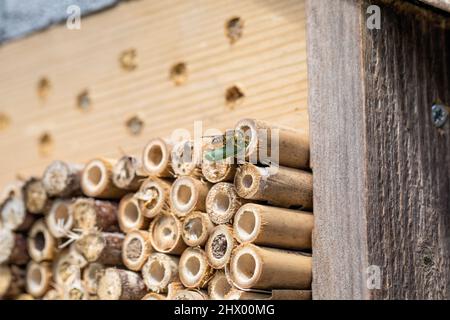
[22, 178, 51, 214]
[178, 247, 214, 289]
[142, 253, 179, 293]
[206, 182, 246, 224]
[26, 261, 52, 298]
[97, 268, 147, 300]
[142, 138, 174, 177]
[170, 176, 211, 217]
[71, 198, 118, 232]
[75, 232, 124, 265]
[136, 177, 172, 218]
[181, 211, 214, 247]
[112, 155, 146, 191]
[28, 219, 56, 262]
[118, 193, 150, 233]
[149, 212, 186, 255]
[122, 230, 153, 271]
[205, 225, 235, 269]
[42, 161, 83, 197]
[46, 199, 74, 238]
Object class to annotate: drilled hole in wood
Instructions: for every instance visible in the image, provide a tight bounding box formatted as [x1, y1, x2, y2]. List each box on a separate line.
[119, 48, 138, 71]
[38, 132, 53, 156]
[225, 85, 245, 108]
[125, 115, 144, 135]
[225, 17, 244, 44]
[0, 113, 10, 131]
[77, 90, 91, 111]
[37, 77, 51, 100]
[169, 62, 188, 85]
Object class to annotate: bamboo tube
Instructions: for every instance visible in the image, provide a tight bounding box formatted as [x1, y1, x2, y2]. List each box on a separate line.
[202, 147, 237, 183]
[16, 293, 35, 300]
[28, 219, 56, 262]
[205, 225, 235, 269]
[43, 289, 63, 300]
[181, 211, 214, 247]
[118, 194, 150, 233]
[65, 279, 89, 300]
[26, 261, 52, 298]
[206, 182, 246, 224]
[42, 160, 83, 197]
[46, 200, 74, 238]
[208, 270, 233, 300]
[233, 203, 313, 250]
[179, 247, 214, 289]
[142, 138, 174, 177]
[112, 155, 146, 191]
[142, 292, 166, 300]
[75, 232, 124, 265]
[0, 228, 29, 265]
[170, 176, 211, 217]
[82, 263, 105, 295]
[142, 253, 179, 293]
[234, 118, 310, 169]
[166, 281, 185, 299]
[71, 198, 118, 232]
[81, 158, 128, 199]
[53, 244, 87, 286]
[234, 163, 313, 210]
[136, 177, 171, 218]
[225, 289, 271, 300]
[229, 244, 312, 290]
[0, 265, 25, 299]
[22, 178, 51, 214]
[171, 140, 202, 177]
[0, 195, 35, 232]
[122, 230, 153, 271]
[172, 289, 208, 300]
[149, 212, 186, 255]
[97, 268, 147, 300]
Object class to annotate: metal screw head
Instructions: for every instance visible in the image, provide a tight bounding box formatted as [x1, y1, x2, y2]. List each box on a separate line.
[432, 104, 449, 128]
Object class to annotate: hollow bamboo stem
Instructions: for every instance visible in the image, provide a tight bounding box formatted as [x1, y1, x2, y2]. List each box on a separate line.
[202, 147, 237, 183]
[142, 253, 179, 293]
[71, 198, 118, 232]
[142, 138, 174, 177]
[205, 225, 235, 269]
[136, 177, 172, 218]
[0, 228, 29, 265]
[42, 161, 83, 197]
[97, 268, 147, 300]
[235, 118, 310, 169]
[172, 289, 208, 300]
[28, 219, 56, 262]
[122, 230, 153, 271]
[206, 182, 247, 224]
[46, 200, 74, 238]
[234, 163, 313, 210]
[82, 263, 105, 295]
[181, 211, 214, 247]
[142, 292, 166, 300]
[229, 244, 312, 290]
[233, 203, 313, 250]
[22, 178, 51, 214]
[208, 270, 233, 300]
[112, 155, 146, 191]
[81, 158, 128, 199]
[53, 244, 87, 286]
[149, 212, 186, 255]
[118, 194, 150, 233]
[1, 195, 34, 231]
[170, 176, 211, 217]
[76, 232, 124, 265]
[26, 261, 52, 298]
[171, 140, 202, 177]
[179, 247, 214, 289]
[0, 265, 25, 299]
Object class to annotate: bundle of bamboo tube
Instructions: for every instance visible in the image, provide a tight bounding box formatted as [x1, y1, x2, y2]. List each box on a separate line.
[0, 119, 313, 300]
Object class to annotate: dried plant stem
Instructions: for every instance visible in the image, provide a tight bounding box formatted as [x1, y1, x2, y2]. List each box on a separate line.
[142, 292, 166, 300]
[142, 253, 179, 293]
[170, 176, 211, 217]
[82, 263, 105, 295]
[179, 247, 214, 289]
[1, 196, 35, 231]
[208, 270, 233, 300]
[76, 232, 124, 265]
[122, 230, 153, 271]
[28, 220, 57, 262]
[112, 155, 146, 191]
[0, 229, 29, 265]
[22, 178, 51, 214]
[137, 177, 172, 218]
[97, 268, 147, 300]
[233, 203, 313, 250]
[43, 161, 83, 197]
[26, 261, 52, 298]
[81, 158, 128, 199]
[142, 138, 174, 177]
[71, 198, 118, 232]
[205, 225, 235, 269]
[149, 212, 186, 254]
[206, 182, 247, 224]
[118, 193, 150, 233]
[46, 200, 74, 238]
[181, 211, 214, 247]
[229, 244, 312, 290]
[234, 163, 313, 210]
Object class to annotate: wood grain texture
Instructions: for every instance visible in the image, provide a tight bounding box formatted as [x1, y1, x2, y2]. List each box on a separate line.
[0, 0, 308, 187]
[306, 0, 368, 300]
[365, 0, 450, 299]
[308, 0, 450, 299]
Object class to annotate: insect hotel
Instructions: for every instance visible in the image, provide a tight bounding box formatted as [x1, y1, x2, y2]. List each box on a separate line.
[0, 0, 449, 300]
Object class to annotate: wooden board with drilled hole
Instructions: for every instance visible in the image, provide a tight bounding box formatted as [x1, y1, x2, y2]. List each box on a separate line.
[0, 0, 308, 187]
